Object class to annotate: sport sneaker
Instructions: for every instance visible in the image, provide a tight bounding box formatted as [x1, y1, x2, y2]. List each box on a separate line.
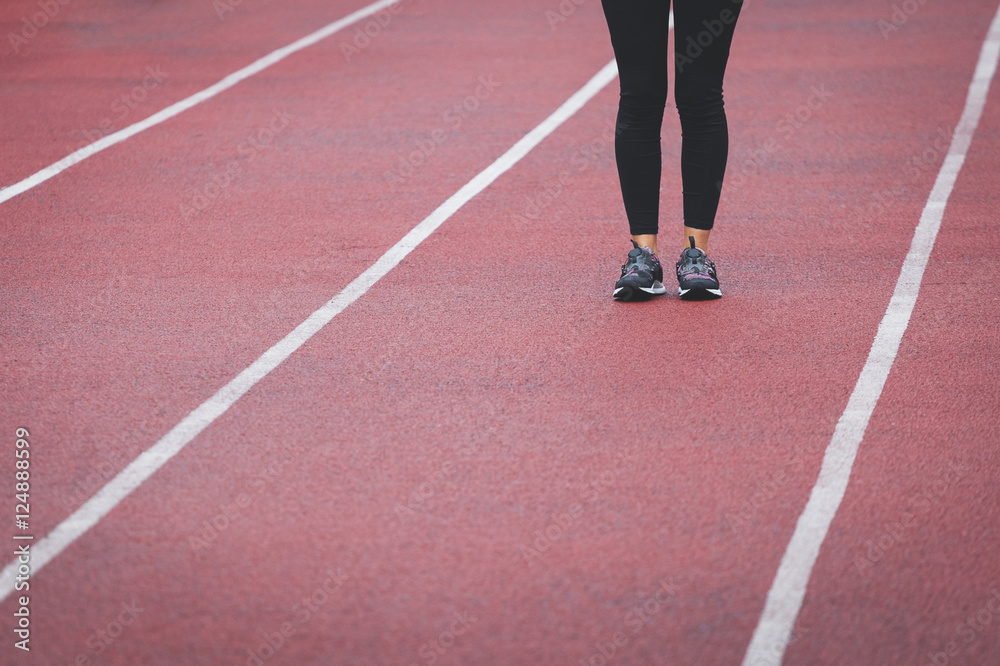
[613, 240, 666, 302]
[676, 236, 721, 300]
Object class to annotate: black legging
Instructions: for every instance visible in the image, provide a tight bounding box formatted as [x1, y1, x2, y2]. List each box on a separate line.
[601, 0, 742, 234]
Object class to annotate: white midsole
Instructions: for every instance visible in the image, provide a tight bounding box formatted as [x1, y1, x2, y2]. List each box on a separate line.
[678, 287, 722, 296]
[640, 281, 666, 294]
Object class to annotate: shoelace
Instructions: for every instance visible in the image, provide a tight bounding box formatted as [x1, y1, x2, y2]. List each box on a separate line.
[623, 248, 659, 276]
[677, 249, 715, 279]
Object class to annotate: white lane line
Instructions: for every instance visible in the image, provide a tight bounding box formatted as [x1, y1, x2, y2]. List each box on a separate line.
[0, 59, 622, 604]
[741, 5, 1000, 666]
[0, 0, 402, 205]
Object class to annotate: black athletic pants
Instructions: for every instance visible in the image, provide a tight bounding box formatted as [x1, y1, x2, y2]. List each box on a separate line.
[601, 0, 742, 234]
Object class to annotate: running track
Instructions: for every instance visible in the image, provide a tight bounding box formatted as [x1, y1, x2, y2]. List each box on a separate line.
[1, 0, 999, 664]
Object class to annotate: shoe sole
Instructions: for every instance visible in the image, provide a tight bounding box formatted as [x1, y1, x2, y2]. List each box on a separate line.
[678, 287, 722, 300]
[614, 281, 666, 302]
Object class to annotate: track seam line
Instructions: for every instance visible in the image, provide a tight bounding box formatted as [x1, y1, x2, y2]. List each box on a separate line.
[0, 59, 622, 604]
[0, 0, 401, 205]
[740, 5, 1000, 665]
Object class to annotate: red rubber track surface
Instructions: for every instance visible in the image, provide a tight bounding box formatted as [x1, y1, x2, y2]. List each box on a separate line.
[1, 0, 998, 664]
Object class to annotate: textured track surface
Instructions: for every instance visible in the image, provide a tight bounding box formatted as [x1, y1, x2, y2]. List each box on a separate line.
[1, 0, 998, 664]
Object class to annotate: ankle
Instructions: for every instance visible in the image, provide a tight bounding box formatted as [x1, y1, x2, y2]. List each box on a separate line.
[631, 234, 658, 257]
[682, 228, 711, 253]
